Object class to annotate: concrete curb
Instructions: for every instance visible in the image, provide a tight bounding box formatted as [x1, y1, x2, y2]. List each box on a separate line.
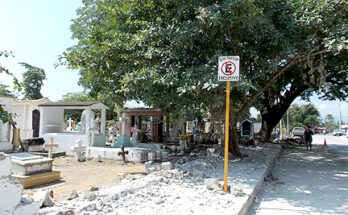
[237, 145, 284, 215]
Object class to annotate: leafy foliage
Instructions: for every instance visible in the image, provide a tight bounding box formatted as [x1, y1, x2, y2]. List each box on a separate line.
[60, 0, 347, 154]
[288, 103, 320, 129]
[0, 50, 21, 91]
[323, 114, 338, 132]
[0, 82, 16, 97]
[19, 62, 46, 100]
[0, 104, 16, 124]
[59, 91, 91, 102]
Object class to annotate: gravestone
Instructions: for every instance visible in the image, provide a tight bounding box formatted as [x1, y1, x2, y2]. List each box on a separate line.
[117, 145, 128, 164]
[44, 137, 58, 159]
[114, 113, 132, 148]
[71, 139, 86, 162]
[10, 152, 60, 188]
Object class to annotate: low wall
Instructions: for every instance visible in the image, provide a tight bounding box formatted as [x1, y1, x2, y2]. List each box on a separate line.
[42, 133, 107, 155]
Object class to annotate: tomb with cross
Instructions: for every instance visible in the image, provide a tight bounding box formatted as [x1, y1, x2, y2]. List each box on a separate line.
[114, 113, 133, 147]
[44, 137, 59, 159]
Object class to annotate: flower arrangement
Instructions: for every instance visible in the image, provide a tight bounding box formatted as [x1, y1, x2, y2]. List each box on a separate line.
[0, 104, 16, 124]
[179, 134, 190, 140]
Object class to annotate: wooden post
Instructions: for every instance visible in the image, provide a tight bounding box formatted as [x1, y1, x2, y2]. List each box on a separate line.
[223, 81, 230, 193]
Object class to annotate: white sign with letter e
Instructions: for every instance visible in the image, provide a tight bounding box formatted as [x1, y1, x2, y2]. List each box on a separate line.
[218, 56, 240, 81]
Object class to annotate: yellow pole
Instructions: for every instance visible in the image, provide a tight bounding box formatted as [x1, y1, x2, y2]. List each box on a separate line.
[224, 81, 230, 192]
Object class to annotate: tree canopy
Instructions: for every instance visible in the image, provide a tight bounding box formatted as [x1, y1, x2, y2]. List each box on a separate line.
[288, 103, 321, 129]
[19, 62, 46, 100]
[60, 0, 347, 155]
[59, 91, 91, 102]
[0, 82, 15, 97]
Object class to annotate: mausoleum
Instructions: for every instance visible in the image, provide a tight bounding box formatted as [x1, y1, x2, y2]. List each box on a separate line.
[38, 101, 109, 154]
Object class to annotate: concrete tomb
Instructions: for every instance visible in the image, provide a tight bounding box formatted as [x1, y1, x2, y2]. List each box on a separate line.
[10, 152, 60, 188]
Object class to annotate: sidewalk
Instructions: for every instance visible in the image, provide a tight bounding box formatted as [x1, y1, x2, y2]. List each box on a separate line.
[251, 144, 348, 215]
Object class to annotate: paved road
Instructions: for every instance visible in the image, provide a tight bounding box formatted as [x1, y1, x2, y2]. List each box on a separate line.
[250, 135, 348, 215]
[312, 134, 348, 156]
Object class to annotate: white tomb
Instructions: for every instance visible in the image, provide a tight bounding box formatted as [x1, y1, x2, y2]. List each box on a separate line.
[1, 96, 51, 152]
[11, 97, 51, 139]
[38, 101, 109, 155]
[10, 153, 53, 176]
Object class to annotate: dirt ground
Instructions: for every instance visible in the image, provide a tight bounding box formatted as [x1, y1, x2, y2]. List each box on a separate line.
[23, 156, 146, 202]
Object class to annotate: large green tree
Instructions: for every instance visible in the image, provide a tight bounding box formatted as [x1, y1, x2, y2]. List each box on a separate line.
[60, 0, 347, 156]
[287, 103, 321, 129]
[323, 114, 338, 132]
[19, 62, 46, 100]
[257, 51, 347, 141]
[60, 91, 90, 102]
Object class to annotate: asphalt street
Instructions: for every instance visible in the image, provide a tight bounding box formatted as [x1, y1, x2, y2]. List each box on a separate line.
[250, 134, 348, 215]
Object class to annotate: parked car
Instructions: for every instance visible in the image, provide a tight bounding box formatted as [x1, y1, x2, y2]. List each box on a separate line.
[332, 129, 343, 136]
[292, 127, 305, 137]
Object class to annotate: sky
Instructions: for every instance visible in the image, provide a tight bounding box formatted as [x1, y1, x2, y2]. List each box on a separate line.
[0, 0, 347, 122]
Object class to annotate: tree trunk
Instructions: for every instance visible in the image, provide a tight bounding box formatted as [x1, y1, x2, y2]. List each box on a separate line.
[258, 85, 310, 142]
[229, 121, 241, 156]
[258, 111, 283, 142]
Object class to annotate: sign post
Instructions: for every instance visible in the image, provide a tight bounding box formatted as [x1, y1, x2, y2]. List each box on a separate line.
[218, 56, 239, 193]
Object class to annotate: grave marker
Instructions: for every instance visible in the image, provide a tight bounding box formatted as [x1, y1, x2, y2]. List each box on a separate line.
[44, 137, 58, 159]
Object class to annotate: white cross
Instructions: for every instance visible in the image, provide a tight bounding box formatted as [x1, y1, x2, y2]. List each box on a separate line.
[44, 137, 59, 159]
[71, 139, 86, 161]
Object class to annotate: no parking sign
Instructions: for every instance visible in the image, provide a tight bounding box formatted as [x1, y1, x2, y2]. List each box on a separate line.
[218, 56, 240, 81]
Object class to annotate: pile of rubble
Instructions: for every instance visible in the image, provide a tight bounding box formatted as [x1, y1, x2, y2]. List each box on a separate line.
[39, 144, 280, 215]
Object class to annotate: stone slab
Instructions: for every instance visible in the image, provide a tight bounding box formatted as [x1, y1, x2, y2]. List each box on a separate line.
[12, 171, 61, 189]
[10, 153, 42, 161]
[10, 153, 53, 176]
[87, 147, 151, 163]
[30, 151, 66, 159]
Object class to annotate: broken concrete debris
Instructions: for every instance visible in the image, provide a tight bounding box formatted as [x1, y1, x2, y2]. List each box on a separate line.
[0, 153, 40, 215]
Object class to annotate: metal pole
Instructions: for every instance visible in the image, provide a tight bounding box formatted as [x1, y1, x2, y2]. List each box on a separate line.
[223, 81, 230, 193]
[287, 109, 290, 137]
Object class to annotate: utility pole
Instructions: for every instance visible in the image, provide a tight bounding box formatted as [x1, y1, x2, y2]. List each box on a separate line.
[339, 103, 342, 132]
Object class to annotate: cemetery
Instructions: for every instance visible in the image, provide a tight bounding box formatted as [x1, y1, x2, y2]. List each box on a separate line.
[2, 0, 346, 213]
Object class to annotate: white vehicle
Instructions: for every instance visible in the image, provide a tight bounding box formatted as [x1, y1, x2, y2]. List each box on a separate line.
[292, 127, 305, 137]
[332, 129, 343, 136]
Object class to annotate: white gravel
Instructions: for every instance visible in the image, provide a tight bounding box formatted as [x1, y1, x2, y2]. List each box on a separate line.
[39, 143, 280, 215]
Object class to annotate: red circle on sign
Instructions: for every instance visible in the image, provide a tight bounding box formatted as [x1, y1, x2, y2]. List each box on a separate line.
[221, 61, 236, 76]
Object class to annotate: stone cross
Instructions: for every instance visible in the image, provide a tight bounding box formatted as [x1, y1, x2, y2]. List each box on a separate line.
[120, 113, 128, 136]
[117, 145, 128, 164]
[71, 139, 86, 162]
[44, 137, 58, 159]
